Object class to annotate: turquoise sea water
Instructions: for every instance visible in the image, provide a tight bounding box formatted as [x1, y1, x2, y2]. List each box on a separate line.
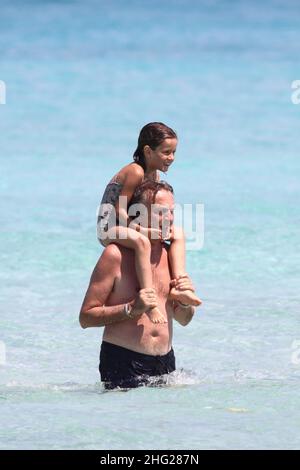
[1, 0, 300, 450]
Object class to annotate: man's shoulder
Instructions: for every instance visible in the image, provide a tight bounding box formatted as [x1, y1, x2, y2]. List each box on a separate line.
[90, 244, 122, 282]
[94, 244, 121, 272]
[101, 243, 123, 263]
[96, 243, 133, 282]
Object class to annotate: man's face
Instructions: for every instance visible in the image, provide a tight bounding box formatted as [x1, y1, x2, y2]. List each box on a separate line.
[149, 190, 175, 239]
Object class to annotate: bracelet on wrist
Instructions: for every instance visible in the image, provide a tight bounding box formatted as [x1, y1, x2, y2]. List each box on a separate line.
[124, 303, 135, 319]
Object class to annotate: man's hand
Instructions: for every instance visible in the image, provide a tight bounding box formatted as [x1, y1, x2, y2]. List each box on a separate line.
[130, 288, 158, 318]
[170, 273, 202, 308]
[170, 274, 195, 293]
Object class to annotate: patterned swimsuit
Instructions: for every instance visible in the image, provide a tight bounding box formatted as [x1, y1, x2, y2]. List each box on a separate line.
[97, 170, 158, 246]
[97, 176, 123, 245]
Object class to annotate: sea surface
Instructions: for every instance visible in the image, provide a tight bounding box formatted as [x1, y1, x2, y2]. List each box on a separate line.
[1, 0, 300, 450]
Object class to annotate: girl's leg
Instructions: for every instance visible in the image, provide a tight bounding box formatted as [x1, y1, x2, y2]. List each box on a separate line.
[103, 226, 166, 324]
[168, 227, 201, 306]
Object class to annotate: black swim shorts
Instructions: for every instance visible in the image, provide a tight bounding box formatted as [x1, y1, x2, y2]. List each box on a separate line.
[99, 341, 176, 390]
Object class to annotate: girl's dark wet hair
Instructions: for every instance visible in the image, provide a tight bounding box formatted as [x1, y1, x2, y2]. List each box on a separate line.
[133, 122, 177, 170]
[129, 180, 174, 208]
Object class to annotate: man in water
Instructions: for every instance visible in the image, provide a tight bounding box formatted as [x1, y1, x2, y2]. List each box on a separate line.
[79, 180, 201, 389]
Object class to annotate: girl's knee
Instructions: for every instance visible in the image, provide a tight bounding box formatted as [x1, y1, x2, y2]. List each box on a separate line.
[135, 233, 151, 252]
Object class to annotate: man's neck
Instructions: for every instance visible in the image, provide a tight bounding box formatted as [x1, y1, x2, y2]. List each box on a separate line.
[150, 241, 165, 265]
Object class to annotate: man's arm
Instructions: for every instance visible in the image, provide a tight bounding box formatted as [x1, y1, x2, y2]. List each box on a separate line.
[79, 245, 130, 328]
[170, 274, 199, 326]
[173, 301, 195, 326]
[79, 244, 159, 328]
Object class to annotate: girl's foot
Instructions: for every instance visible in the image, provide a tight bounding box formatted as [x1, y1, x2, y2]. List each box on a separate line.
[169, 287, 202, 306]
[147, 307, 167, 324]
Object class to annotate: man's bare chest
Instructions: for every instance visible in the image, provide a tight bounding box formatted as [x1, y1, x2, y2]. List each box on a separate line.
[113, 255, 171, 300]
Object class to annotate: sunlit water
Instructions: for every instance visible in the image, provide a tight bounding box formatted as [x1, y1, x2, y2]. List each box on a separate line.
[1, 0, 300, 450]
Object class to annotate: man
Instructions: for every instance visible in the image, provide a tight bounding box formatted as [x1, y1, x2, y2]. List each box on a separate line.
[79, 180, 201, 389]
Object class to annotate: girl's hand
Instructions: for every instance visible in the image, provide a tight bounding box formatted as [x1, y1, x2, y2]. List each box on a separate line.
[137, 226, 162, 240]
[162, 225, 175, 241]
[148, 227, 162, 240]
[136, 225, 174, 241]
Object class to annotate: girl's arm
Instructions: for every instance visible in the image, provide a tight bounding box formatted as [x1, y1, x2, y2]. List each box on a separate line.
[115, 165, 161, 239]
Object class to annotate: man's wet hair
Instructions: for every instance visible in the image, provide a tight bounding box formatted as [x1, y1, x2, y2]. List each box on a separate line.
[129, 180, 174, 208]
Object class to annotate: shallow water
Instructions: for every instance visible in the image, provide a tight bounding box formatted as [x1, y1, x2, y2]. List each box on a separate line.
[1, 0, 300, 450]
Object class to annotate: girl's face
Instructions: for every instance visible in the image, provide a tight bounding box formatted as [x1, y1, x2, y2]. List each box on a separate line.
[144, 138, 177, 172]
